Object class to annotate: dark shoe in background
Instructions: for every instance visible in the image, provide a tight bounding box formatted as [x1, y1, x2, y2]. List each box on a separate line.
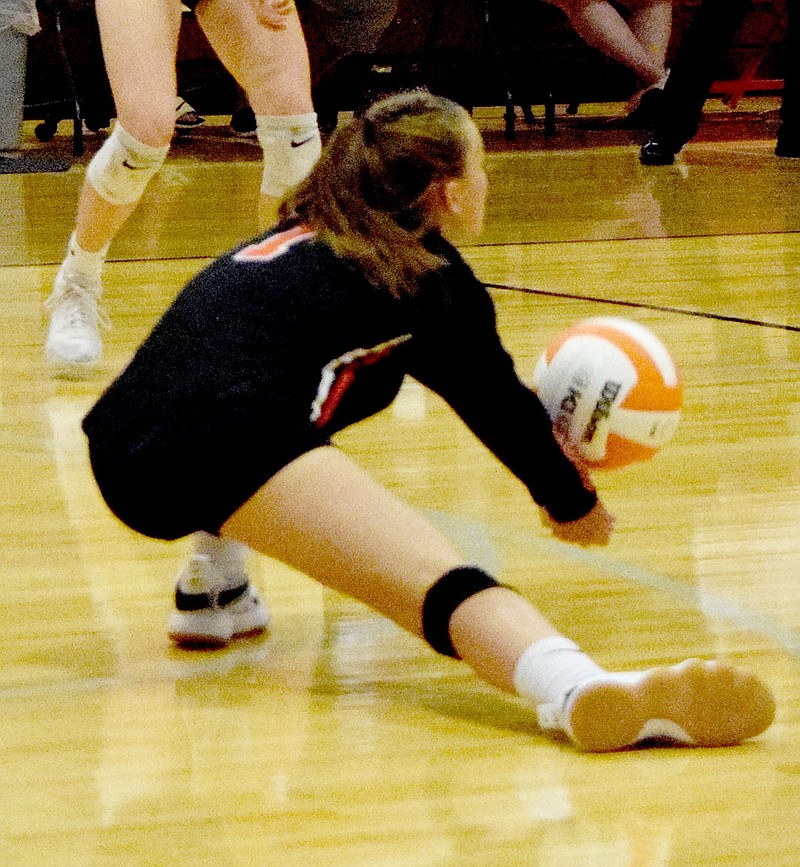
[613, 86, 667, 130]
[775, 126, 800, 158]
[175, 97, 206, 133]
[639, 133, 684, 166]
[230, 105, 257, 137]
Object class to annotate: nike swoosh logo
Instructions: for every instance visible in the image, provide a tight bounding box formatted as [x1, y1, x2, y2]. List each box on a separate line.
[291, 135, 316, 148]
[122, 159, 147, 170]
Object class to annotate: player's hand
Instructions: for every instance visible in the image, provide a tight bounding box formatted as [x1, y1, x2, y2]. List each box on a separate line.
[541, 500, 616, 547]
[255, 0, 294, 29]
[543, 429, 614, 544]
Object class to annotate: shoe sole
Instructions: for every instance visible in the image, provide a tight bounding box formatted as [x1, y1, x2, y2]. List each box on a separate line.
[169, 622, 267, 649]
[567, 659, 775, 752]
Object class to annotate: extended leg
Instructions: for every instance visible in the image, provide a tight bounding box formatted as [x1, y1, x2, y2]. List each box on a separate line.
[219, 446, 775, 751]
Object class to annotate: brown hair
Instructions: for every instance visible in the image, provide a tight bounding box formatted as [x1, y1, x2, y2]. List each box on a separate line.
[279, 90, 474, 297]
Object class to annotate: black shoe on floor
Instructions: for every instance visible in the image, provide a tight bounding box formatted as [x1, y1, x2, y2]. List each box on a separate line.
[639, 134, 683, 166]
[775, 127, 800, 158]
[230, 106, 257, 137]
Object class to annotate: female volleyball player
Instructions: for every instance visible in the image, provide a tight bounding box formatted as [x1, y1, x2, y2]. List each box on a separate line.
[45, 0, 320, 376]
[82, 91, 775, 752]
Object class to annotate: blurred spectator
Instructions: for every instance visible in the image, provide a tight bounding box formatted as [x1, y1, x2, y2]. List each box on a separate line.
[0, 0, 40, 151]
[544, 0, 672, 126]
[640, 0, 798, 164]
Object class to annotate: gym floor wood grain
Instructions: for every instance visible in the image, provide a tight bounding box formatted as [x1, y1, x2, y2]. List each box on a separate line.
[1, 103, 799, 865]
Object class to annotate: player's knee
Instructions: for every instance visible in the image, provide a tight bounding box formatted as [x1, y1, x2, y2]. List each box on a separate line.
[86, 123, 170, 206]
[256, 113, 321, 198]
[114, 98, 176, 148]
[421, 567, 503, 658]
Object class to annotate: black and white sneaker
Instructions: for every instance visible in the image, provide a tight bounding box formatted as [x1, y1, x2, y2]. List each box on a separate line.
[168, 555, 269, 647]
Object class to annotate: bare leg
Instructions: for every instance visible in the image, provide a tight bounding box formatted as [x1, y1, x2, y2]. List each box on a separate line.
[220, 446, 561, 692]
[546, 0, 665, 86]
[74, 0, 183, 252]
[624, 0, 673, 71]
[198, 0, 315, 227]
[220, 446, 775, 750]
[45, 0, 183, 375]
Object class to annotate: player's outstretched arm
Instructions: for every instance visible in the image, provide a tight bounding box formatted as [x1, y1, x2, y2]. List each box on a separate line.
[538, 430, 616, 546]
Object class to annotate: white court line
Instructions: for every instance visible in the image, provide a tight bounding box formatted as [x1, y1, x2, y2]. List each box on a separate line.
[427, 509, 800, 661]
[1, 510, 796, 703]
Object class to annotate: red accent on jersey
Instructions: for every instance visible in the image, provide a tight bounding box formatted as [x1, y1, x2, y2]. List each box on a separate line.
[311, 335, 412, 428]
[316, 367, 358, 428]
[234, 225, 316, 263]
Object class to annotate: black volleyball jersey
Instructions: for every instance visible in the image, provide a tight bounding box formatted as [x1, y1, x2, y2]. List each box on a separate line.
[83, 226, 596, 523]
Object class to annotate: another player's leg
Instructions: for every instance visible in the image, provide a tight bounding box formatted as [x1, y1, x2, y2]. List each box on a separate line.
[640, 0, 751, 165]
[168, 532, 269, 647]
[45, 0, 181, 376]
[624, 0, 672, 70]
[219, 446, 775, 751]
[544, 0, 666, 87]
[198, 0, 320, 229]
[619, 0, 672, 123]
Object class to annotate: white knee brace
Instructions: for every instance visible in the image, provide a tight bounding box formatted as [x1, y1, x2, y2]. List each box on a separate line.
[86, 123, 170, 206]
[256, 113, 321, 198]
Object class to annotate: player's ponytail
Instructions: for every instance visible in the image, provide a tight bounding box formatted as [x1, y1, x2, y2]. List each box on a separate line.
[279, 90, 472, 298]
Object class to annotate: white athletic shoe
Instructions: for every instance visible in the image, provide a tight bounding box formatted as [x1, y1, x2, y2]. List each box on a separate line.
[168, 554, 270, 648]
[44, 267, 107, 376]
[537, 659, 775, 752]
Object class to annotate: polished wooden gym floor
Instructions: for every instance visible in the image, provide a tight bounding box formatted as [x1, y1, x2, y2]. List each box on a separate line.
[2, 101, 800, 865]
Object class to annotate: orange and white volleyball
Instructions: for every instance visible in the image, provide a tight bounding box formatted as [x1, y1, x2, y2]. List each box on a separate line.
[532, 317, 683, 469]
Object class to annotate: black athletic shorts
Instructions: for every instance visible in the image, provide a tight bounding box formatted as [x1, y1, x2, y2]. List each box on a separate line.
[87, 427, 332, 541]
[182, 0, 398, 52]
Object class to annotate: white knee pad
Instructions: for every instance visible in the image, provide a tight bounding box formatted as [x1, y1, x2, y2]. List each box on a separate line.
[256, 113, 321, 198]
[86, 124, 170, 206]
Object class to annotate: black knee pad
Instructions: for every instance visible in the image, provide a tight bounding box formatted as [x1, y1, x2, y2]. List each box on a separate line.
[422, 567, 502, 658]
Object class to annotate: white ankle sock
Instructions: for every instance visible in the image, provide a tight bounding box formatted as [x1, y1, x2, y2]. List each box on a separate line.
[64, 232, 109, 281]
[513, 638, 697, 747]
[191, 532, 247, 586]
[512, 637, 608, 708]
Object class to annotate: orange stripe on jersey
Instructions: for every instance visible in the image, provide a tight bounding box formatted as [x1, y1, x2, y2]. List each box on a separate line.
[234, 224, 316, 262]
